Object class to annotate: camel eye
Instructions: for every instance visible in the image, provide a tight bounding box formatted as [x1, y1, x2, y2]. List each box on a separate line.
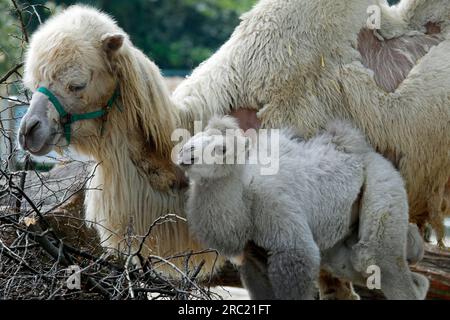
[68, 83, 87, 92]
[215, 145, 226, 156]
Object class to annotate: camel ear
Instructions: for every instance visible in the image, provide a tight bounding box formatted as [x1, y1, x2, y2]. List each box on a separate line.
[101, 33, 125, 55]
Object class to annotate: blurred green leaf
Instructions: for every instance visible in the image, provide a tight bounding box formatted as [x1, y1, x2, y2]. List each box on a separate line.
[36, 0, 257, 70]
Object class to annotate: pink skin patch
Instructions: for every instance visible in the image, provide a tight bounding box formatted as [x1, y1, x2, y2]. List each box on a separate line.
[229, 108, 261, 131]
[358, 27, 442, 93]
[229, 25, 444, 127]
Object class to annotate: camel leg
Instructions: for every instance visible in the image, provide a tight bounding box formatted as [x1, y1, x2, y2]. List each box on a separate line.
[348, 154, 429, 299]
[379, 265, 429, 300]
[265, 226, 321, 300]
[364, 198, 429, 299]
[377, 228, 429, 300]
[427, 183, 446, 248]
[240, 261, 275, 300]
[320, 234, 363, 300]
[240, 243, 351, 300]
[380, 210, 429, 300]
[266, 249, 320, 300]
[351, 153, 410, 272]
[239, 242, 275, 300]
[406, 223, 425, 264]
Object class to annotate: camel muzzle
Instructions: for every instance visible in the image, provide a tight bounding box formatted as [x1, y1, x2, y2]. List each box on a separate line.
[18, 91, 56, 156]
[36, 87, 120, 145]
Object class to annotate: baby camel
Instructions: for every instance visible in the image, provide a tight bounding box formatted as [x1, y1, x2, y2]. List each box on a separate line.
[179, 117, 428, 300]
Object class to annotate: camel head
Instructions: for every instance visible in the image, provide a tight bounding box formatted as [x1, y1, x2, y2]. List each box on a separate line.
[179, 116, 251, 180]
[19, 5, 185, 192]
[19, 6, 133, 156]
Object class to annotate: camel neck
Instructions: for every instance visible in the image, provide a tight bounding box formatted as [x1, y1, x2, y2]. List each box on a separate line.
[194, 172, 246, 204]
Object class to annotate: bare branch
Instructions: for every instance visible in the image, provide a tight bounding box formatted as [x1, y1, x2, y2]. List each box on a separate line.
[11, 0, 29, 43]
[0, 63, 23, 84]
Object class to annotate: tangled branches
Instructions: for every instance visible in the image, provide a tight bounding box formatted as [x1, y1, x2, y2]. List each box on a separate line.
[0, 1, 220, 300]
[0, 161, 220, 300]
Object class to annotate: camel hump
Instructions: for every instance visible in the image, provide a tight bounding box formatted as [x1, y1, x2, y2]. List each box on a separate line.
[325, 120, 371, 155]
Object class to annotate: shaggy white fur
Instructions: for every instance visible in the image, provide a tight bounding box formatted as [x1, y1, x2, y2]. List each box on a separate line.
[181, 117, 429, 300]
[18, 0, 448, 298]
[173, 0, 450, 246]
[18, 5, 222, 275]
[172, 0, 450, 296]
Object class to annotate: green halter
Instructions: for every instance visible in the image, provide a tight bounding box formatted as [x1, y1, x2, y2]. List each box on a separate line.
[37, 87, 120, 145]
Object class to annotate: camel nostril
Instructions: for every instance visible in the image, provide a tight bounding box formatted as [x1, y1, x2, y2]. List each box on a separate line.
[25, 119, 41, 136]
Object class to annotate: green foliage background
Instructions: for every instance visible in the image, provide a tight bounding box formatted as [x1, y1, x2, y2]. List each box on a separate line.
[0, 0, 23, 75]
[55, 0, 255, 70]
[0, 0, 256, 74]
[0, 0, 401, 75]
